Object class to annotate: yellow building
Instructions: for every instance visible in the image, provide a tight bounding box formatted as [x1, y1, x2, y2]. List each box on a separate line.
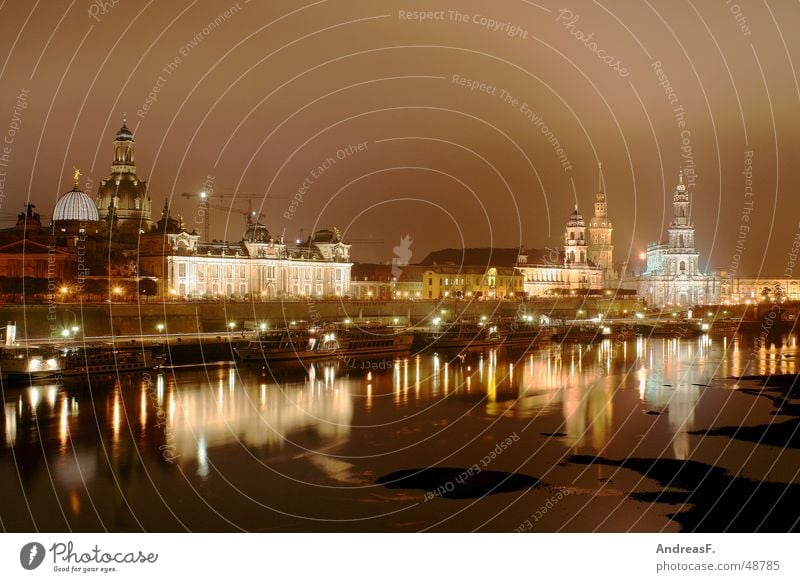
[413, 248, 525, 299]
[421, 265, 523, 299]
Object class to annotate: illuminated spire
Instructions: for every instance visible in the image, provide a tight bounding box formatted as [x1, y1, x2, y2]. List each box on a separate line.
[72, 167, 81, 188]
[597, 161, 603, 192]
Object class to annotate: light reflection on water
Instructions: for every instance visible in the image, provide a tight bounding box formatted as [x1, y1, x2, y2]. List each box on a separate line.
[1, 333, 797, 519]
[4, 335, 798, 455]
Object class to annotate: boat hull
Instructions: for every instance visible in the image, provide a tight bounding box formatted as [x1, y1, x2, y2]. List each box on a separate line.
[235, 331, 413, 364]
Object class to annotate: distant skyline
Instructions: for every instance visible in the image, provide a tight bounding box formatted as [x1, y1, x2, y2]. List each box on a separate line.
[1, 1, 798, 276]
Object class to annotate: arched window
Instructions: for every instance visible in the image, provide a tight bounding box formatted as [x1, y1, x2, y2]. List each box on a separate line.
[680, 261, 686, 272]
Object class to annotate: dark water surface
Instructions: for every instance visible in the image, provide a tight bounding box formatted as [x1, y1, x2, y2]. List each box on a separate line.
[2, 334, 799, 532]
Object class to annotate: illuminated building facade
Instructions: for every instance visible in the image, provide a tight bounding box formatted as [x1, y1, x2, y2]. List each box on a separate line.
[632, 170, 721, 308]
[517, 208, 604, 295]
[138, 207, 352, 299]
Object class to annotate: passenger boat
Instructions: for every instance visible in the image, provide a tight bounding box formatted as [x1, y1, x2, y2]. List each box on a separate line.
[0, 346, 60, 382]
[1, 344, 165, 384]
[551, 323, 605, 344]
[706, 319, 742, 337]
[235, 325, 414, 363]
[412, 321, 504, 353]
[57, 344, 165, 377]
[498, 320, 553, 350]
[644, 321, 701, 338]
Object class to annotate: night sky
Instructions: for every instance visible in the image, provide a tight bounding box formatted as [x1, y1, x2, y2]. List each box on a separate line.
[0, 0, 797, 276]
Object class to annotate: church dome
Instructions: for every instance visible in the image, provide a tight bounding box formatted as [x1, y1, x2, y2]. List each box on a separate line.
[243, 222, 271, 243]
[53, 186, 100, 222]
[115, 122, 134, 142]
[567, 205, 584, 227]
[311, 228, 342, 243]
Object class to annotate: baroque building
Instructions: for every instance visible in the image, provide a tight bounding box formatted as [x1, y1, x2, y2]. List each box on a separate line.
[95, 118, 154, 237]
[138, 205, 352, 299]
[631, 170, 720, 307]
[517, 207, 603, 295]
[0, 205, 75, 284]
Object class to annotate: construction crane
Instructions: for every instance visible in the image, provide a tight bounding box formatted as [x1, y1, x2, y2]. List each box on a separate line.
[201, 203, 264, 238]
[180, 191, 287, 242]
[180, 191, 385, 247]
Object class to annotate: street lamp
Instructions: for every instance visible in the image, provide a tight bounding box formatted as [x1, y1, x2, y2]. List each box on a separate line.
[228, 321, 237, 330]
[156, 323, 165, 333]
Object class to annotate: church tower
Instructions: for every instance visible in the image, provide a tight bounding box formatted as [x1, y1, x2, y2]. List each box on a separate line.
[564, 205, 587, 266]
[95, 116, 153, 237]
[587, 162, 614, 279]
[664, 169, 699, 278]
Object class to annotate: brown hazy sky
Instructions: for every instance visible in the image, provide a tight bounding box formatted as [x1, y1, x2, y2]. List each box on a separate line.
[0, 0, 798, 276]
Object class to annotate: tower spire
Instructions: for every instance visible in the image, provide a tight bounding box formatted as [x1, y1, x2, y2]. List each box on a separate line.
[72, 167, 81, 188]
[597, 161, 603, 192]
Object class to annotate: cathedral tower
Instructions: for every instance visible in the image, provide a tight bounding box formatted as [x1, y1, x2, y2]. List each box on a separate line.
[587, 162, 614, 278]
[664, 169, 699, 277]
[564, 205, 587, 266]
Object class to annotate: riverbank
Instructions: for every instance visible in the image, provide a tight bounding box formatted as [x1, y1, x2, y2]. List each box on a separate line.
[2, 296, 643, 339]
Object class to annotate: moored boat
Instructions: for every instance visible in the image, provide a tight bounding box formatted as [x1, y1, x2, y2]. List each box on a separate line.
[57, 344, 165, 378]
[412, 320, 504, 354]
[498, 320, 553, 350]
[1, 344, 165, 384]
[235, 324, 413, 363]
[0, 346, 60, 382]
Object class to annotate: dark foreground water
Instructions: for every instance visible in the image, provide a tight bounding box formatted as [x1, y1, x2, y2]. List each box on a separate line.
[2, 334, 799, 532]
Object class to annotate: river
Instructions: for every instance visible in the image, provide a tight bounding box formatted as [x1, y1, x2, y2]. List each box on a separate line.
[2, 333, 799, 532]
